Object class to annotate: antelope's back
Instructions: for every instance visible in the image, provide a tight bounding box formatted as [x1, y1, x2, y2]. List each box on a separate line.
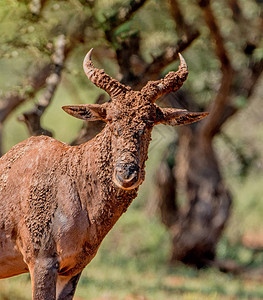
[0, 136, 69, 228]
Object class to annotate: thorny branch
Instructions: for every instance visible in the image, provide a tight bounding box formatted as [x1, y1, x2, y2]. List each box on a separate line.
[18, 35, 66, 137]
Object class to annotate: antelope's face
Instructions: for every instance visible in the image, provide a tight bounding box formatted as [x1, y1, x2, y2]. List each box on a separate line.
[106, 100, 155, 190]
[63, 49, 208, 190]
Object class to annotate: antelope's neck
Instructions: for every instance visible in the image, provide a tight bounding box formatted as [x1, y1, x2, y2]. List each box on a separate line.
[72, 128, 139, 238]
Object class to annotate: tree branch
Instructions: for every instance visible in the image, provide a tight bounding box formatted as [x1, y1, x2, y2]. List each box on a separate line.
[142, 31, 200, 83]
[168, 0, 198, 37]
[0, 13, 91, 155]
[197, 0, 234, 140]
[116, 32, 143, 86]
[198, 0, 232, 70]
[128, 0, 200, 89]
[104, 0, 148, 45]
[137, 0, 201, 85]
[105, 0, 199, 90]
[115, 29, 199, 89]
[0, 62, 53, 156]
[202, 0, 263, 134]
[216, 59, 263, 130]
[106, 0, 147, 31]
[0, 63, 53, 124]
[18, 35, 66, 137]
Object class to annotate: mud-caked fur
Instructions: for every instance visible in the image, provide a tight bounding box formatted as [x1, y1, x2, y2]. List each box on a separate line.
[0, 49, 208, 300]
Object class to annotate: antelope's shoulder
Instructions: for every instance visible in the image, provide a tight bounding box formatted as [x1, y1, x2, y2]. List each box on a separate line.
[0, 136, 69, 164]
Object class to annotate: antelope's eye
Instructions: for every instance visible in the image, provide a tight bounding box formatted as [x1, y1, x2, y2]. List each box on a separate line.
[134, 127, 144, 139]
[114, 125, 122, 136]
[117, 127, 122, 136]
[138, 127, 145, 136]
[146, 120, 154, 127]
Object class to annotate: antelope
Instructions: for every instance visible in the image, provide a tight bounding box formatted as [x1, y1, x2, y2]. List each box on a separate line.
[0, 49, 208, 299]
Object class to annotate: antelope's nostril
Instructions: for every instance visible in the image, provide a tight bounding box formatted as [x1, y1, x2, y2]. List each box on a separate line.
[114, 162, 140, 190]
[127, 165, 139, 179]
[116, 163, 139, 180]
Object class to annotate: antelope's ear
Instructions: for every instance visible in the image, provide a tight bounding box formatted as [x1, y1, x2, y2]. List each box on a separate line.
[62, 104, 107, 121]
[155, 108, 209, 126]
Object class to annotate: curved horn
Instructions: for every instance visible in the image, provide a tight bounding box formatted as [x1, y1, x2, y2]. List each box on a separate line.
[83, 49, 129, 97]
[140, 53, 188, 102]
[178, 53, 188, 73]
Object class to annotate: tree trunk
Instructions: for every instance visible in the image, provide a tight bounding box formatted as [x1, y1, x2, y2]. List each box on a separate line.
[156, 123, 232, 267]
[153, 144, 177, 228]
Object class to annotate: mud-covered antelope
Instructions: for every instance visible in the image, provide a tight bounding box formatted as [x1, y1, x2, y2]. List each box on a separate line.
[0, 49, 208, 299]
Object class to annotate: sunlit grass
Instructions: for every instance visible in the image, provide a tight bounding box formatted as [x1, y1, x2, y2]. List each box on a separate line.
[2, 107, 263, 299]
[2, 205, 263, 300]
[0, 273, 31, 300]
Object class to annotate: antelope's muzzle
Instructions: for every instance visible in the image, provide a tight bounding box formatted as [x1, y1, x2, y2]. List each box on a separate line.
[113, 161, 140, 190]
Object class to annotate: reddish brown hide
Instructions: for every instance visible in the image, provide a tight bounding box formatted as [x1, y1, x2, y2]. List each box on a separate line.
[0, 49, 207, 300]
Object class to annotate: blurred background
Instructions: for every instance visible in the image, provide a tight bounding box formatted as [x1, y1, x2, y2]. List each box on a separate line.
[0, 0, 263, 299]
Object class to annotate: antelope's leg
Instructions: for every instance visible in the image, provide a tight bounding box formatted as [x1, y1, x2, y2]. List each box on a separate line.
[56, 272, 82, 300]
[29, 258, 58, 300]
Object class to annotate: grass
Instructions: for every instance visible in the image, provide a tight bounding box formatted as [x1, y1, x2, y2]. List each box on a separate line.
[1, 118, 263, 299]
[70, 198, 263, 300]
[1, 61, 263, 300]
[1, 125, 263, 300]
[1, 201, 263, 300]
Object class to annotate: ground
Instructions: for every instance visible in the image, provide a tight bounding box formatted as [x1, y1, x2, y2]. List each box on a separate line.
[1, 207, 263, 300]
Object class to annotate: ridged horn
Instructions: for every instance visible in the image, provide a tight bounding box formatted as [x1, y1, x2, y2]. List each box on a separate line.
[178, 53, 188, 73]
[83, 49, 128, 97]
[141, 53, 189, 102]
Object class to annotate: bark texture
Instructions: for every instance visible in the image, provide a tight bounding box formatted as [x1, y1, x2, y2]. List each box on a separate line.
[155, 103, 232, 267]
[153, 0, 262, 267]
[170, 125, 232, 266]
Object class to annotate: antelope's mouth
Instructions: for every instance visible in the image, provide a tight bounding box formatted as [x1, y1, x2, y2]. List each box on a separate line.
[113, 162, 141, 190]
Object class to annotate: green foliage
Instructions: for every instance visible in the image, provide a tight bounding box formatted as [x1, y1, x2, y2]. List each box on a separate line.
[0, 0, 263, 299]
